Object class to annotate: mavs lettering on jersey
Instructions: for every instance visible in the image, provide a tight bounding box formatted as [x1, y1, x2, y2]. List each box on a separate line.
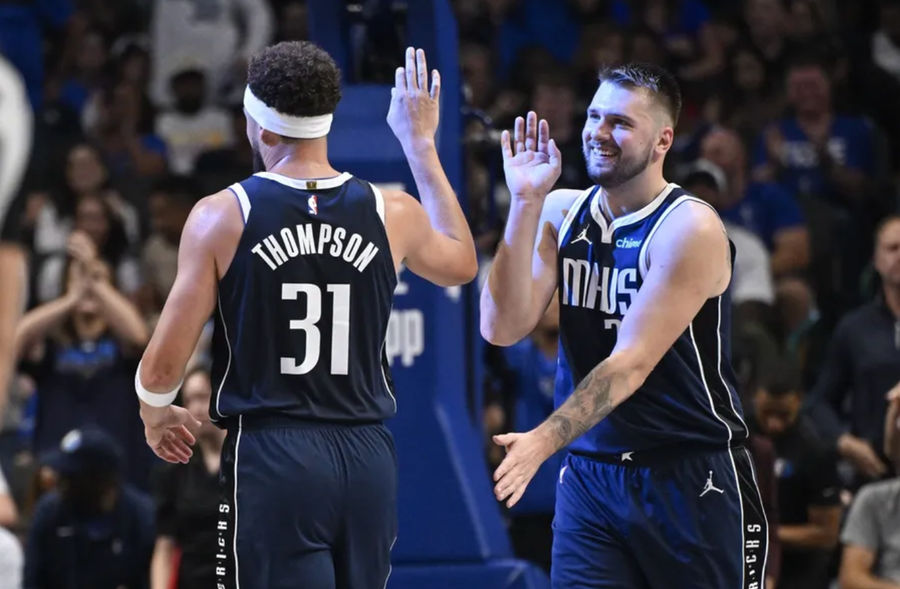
[555, 184, 748, 455]
[210, 171, 397, 424]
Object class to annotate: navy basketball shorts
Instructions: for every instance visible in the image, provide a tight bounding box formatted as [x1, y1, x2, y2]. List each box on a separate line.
[217, 416, 398, 589]
[552, 445, 768, 589]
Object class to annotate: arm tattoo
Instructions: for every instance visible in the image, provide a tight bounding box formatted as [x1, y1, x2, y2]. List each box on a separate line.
[543, 366, 617, 450]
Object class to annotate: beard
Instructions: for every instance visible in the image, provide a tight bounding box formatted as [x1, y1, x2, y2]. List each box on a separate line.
[583, 142, 654, 188]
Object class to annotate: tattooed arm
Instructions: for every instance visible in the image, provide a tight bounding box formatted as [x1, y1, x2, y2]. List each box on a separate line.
[493, 201, 731, 506]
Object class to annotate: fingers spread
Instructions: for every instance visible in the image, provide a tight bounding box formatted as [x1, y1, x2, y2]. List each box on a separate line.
[405, 47, 416, 91]
[500, 130, 512, 159]
[538, 118, 549, 153]
[416, 49, 428, 92]
[395, 66, 405, 92]
[514, 116, 525, 154]
[174, 424, 196, 445]
[525, 111, 537, 151]
[430, 69, 440, 100]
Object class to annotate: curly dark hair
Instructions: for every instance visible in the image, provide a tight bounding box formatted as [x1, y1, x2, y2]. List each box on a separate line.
[247, 41, 341, 118]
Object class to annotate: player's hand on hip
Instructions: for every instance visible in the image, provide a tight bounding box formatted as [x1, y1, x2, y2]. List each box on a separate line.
[501, 111, 562, 203]
[492, 429, 553, 508]
[387, 47, 440, 153]
[140, 403, 202, 464]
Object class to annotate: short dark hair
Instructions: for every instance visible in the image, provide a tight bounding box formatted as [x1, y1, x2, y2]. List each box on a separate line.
[247, 41, 341, 118]
[598, 62, 682, 126]
[757, 357, 802, 398]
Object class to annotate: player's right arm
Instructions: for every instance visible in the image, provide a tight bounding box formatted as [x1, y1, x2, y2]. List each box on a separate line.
[384, 47, 477, 286]
[480, 111, 569, 346]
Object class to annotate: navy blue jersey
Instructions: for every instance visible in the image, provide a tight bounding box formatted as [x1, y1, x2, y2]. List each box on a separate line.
[210, 172, 397, 423]
[555, 183, 747, 455]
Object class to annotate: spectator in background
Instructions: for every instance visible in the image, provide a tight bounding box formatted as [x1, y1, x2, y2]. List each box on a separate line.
[155, 68, 234, 175]
[491, 0, 581, 82]
[274, 1, 308, 43]
[700, 126, 810, 278]
[57, 26, 110, 119]
[84, 80, 167, 179]
[703, 43, 786, 149]
[138, 176, 196, 322]
[872, 0, 900, 86]
[743, 0, 792, 80]
[753, 54, 876, 211]
[150, 0, 273, 107]
[681, 161, 775, 321]
[837, 384, 900, 589]
[193, 106, 254, 196]
[151, 367, 223, 589]
[530, 70, 590, 189]
[460, 42, 495, 112]
[35, 193, 142, 304]
[24, 427, 155, 589]
[754, 359, 843, 589]
[573, 23, 626, 98]
[13, 257, 152, 489]
[807, 215, 900, 484]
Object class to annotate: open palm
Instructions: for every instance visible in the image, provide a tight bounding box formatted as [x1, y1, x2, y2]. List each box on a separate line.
[502, 111, 562, 202]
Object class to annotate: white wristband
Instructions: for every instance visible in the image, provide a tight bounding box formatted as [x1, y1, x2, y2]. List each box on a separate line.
[135, 360, 181, 407]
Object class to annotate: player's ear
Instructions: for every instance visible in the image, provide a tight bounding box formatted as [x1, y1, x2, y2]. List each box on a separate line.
[260, 128, 281, 147]
[656, 125, 674, 155]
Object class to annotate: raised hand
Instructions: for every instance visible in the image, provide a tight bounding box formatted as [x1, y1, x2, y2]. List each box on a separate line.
[66, 230, 97, 266]
[387, 47, 440, 153]
[502, 111, 562, 203]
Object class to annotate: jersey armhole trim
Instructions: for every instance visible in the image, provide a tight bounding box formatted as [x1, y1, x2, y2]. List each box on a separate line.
[228, 183, 251, 224]
[638, 195, 719, 279]
[558, 186, 600, 251]
[369, 183, 386, 224]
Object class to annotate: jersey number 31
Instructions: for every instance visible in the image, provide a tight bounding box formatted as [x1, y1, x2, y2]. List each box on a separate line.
[280, 283, 350, 375]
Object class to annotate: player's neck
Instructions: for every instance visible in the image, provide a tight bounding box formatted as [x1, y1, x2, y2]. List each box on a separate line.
[600, 170, 669, 220]
[262, 139, 340, 180]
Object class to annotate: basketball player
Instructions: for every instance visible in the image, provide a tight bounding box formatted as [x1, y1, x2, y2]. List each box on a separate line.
[481, 64, 768, 587]
[135, 42, 477, 588]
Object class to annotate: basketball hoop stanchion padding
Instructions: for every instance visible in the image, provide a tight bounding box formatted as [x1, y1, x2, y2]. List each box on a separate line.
[308, 1, 550, 587]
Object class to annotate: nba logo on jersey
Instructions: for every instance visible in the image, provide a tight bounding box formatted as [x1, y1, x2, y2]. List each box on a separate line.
[308, 194, 319, 215]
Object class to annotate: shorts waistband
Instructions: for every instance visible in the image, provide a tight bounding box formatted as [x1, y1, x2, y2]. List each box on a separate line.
[223, 414, 383, 432]
[570, 440, 746, 468]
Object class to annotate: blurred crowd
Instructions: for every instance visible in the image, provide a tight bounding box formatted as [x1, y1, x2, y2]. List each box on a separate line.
[0, 0, 897, 588]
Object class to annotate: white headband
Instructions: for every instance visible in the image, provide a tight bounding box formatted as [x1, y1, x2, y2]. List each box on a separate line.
[243, 86, 333, 139]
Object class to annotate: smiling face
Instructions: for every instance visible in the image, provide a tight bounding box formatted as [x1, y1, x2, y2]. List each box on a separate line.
[581, 81, 671, 188]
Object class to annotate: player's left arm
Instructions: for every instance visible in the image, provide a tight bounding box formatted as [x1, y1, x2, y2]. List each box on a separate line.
[493, 201, 731, 506]
[137, 191, 241, 463]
